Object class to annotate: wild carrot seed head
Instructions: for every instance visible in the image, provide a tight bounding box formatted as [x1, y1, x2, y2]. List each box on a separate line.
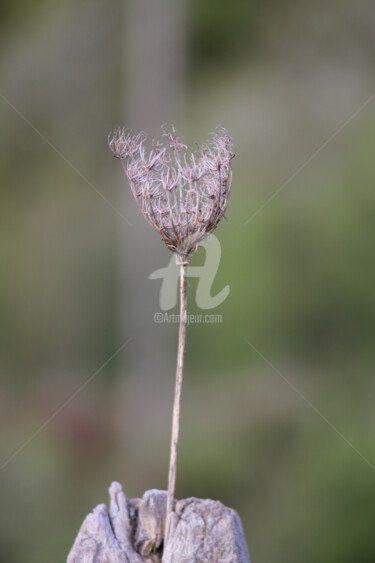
[109, 125, 234, 262]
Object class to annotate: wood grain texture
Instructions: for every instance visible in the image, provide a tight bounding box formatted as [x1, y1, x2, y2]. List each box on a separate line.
[68, 482, 250, 563]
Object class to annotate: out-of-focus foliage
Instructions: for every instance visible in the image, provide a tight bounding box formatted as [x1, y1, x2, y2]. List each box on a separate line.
[1, 1, 374, 562]
[188, 0, 273, 70]
[0, 0, 46, 32]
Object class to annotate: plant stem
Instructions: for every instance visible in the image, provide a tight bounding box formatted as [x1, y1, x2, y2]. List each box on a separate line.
[165, 261, 187, 538]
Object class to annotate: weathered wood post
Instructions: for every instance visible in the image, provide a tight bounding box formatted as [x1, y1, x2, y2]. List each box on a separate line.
[68, 482, 250, 562]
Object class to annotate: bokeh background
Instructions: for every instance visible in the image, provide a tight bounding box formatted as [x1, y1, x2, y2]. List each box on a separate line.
[1, 1, 375, 561]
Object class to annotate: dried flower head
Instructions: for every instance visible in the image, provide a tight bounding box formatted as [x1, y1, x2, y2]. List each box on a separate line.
[109, 125, 234, 262]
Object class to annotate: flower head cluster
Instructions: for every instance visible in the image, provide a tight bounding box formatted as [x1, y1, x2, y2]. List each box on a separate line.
[109, 125, 234, 261]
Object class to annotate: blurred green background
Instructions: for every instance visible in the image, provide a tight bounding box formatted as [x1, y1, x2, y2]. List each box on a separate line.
[1, 0, 375, 561]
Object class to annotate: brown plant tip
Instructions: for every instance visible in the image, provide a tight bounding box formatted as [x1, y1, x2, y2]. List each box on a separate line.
[109, 125, 234, 259]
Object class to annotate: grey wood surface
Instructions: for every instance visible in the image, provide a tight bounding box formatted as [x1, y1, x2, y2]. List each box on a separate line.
[68, 482, 250, 563]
